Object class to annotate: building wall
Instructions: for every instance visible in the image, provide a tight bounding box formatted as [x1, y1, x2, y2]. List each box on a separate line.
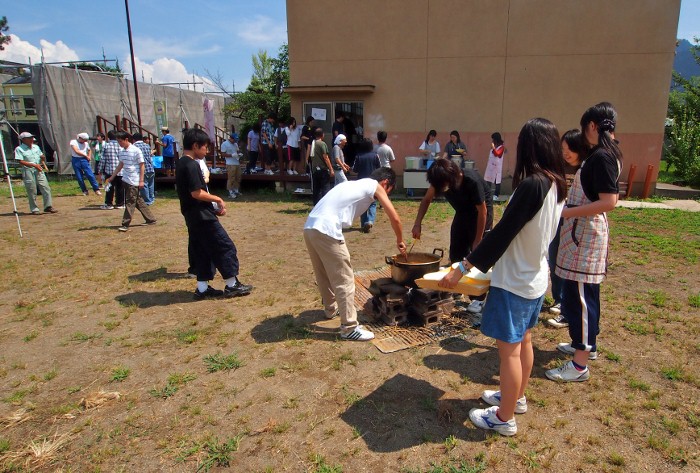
[286, 0, 681, 193]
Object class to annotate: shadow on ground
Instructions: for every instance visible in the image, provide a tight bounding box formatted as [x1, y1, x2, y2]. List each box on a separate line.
[250, 310, 339, 343]
[115, 290, 197, 308]
[340, 373, 489, 451]
[128, 267, 191, 282]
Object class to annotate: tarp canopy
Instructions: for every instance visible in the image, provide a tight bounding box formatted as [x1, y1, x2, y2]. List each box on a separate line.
[31, 64, 225, 174]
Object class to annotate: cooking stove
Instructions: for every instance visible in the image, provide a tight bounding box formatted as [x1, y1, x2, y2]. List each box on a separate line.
[367, 277, 457, 327]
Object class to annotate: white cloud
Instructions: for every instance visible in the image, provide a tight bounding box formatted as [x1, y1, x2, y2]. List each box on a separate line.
[129, 56, 218, 93]
[237, 15, 287, 46]
[0, 34, 79, 64]
[134, 36, 221, 61]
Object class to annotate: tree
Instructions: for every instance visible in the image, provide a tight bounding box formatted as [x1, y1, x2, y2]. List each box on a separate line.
[0, 16, 11, 51]
[665, 38, 700, 186]
[222, 44, 290, 132]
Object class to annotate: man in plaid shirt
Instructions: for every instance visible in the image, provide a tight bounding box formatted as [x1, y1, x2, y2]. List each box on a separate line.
[260, 112, 277, 175]
[98, 130, 124, 209]
[133, 133, 156, 205]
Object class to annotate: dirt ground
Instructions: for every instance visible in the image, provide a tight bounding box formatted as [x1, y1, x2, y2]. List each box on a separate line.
[0, 188, 698, 472]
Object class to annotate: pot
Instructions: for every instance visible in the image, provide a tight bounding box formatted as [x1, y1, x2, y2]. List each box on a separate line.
[385, 248, 444, 286]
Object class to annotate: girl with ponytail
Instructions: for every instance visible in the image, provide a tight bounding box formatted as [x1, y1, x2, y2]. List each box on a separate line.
[546, 102, 623, 383]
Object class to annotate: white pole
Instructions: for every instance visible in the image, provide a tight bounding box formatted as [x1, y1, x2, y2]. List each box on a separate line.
[0, 128, 24, 237]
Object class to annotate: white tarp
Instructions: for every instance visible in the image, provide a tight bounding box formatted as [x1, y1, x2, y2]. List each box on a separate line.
[31, 64, 225, 174]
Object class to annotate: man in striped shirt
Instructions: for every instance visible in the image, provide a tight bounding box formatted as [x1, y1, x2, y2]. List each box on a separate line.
[133, 133, 156, 205]
[98, 130, 124, 209]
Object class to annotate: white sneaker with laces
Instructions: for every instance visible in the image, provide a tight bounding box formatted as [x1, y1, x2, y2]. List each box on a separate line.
[466, 300, 485, 314]
[481, 390, 527, 414]
[340, 325, 375, 341]
[556, 342, 597, 360]
[468, 406, 517, 436]
[545, 360, 590, 382]
[549, 303, 561, 315]
[546, 314, 569, 328]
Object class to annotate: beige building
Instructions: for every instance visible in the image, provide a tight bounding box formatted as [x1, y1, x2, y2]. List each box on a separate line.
[286, 0, 681, 194]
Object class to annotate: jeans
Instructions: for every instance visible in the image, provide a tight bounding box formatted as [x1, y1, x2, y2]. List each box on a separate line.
[71, 157, 99, 193]
[246, 151, 259, 172]
[140, 172, 156, 205]
[334, 169, 347, 186]
[361, 201, 376, 226]
[311, 169, 331, 205]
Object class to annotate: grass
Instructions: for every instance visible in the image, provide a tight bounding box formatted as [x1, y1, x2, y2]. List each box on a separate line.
[23, 330, 38, 342]
[689, 293, 700, 308]
[43, 366, 58, 381]
[259, 367, 276, 378]
[176, 329, 201, 344]
[110, 366, 130, 382]
[203, 353, 243, 372]
[309, 453, 343, 473]
[69, 332, 101, 343]
[149, 372, 196, 398]
[0, 438, 10, 453]
[196, 435, 243, 472]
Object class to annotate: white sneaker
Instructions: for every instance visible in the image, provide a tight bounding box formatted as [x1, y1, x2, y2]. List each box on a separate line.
[292, 170, 298, 175]
[545, 314, 569, 329]
[549, 303, 561, 315]
[265, 170, 274, 175]
[556, 342, 597, 360]
[235, 190, 242, 196]
[468, 406, 517, 436]
[100, 204, 114, 210]
[287, 169, 294, 175]
[545, 360, 590, 382]
[481, 390, 527, 414]
[340, 325, 375, 341]
[466, 300, 485, 314]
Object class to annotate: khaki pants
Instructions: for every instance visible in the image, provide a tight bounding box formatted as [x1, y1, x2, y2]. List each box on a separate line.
[303, 228, 357, 332]
[21, 167, 53, 212]
[226, 164, 241, 192]
[121, 182, 156, 227]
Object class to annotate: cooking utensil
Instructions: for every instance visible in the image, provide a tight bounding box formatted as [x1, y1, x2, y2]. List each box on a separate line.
[386, 248, 444, 286]
[404, 240, 417, 262]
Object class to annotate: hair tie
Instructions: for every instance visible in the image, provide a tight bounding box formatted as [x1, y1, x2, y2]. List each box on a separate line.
[599, 119, 615, 133]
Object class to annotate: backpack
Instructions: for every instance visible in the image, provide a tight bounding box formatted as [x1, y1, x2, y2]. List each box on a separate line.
[277, 127, 288, 147]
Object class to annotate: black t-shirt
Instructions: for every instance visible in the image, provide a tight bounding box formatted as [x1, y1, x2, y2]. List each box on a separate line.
[301, 125, 314, 151]
[176, 156, 217, 225]
[444, 169, 486, 217]
[332, 120, 344, 137]
[580, 147, 620, 202]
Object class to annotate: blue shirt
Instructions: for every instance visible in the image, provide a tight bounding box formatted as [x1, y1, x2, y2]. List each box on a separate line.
[261, 120, 274, 145]
[161, 134, 175, 157]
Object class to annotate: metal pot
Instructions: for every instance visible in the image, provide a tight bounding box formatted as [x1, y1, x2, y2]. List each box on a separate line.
[385, 248, 444, 286]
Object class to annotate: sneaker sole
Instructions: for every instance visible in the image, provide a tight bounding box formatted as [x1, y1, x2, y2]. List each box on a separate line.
[545, 320, 569, 328]
[223, 290, 251, 298]
[468, 409, 517, 436]
[545, 371, 590, 383]
[481, 393, 527, 414]
[557, 344, 598, 360]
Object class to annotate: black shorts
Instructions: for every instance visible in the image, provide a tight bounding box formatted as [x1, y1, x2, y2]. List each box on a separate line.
[264, 146, 276, 166]
[163, 156, 176, 170]
[289, 147, 301, 162]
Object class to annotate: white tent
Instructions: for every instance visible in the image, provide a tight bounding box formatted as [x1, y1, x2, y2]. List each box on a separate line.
[31, 64, 225, 174]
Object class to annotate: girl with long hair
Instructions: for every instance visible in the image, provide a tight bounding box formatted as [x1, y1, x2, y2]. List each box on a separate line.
[418, 130, 440, 158]
[440, 118, 566, 436]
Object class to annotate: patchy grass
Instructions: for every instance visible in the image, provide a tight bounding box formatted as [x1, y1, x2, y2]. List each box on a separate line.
[110, 366, 130, 382]
[203, 353, 243, 372]
[197, 435, 243, 472]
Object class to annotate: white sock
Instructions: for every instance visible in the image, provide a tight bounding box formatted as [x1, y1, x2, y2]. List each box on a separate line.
[197, 281, 209, 292]
[224, 276, 238, 287]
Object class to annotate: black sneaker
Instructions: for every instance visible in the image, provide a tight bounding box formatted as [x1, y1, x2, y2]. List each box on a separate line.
[193, 286, 224, 300]
[223, 281, 253, 297]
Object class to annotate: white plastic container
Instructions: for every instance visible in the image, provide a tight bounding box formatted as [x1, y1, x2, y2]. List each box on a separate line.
[405, 156, 421, 170]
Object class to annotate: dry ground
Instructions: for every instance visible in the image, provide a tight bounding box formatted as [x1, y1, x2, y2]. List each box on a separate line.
[0, 188, 698, 472]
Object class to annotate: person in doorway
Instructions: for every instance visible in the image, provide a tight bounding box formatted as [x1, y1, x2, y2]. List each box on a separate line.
[376, 131, 396, 168]
[105, 131, 157, 232]
[274, 118, 289, 173]
[176, 128, 253, 300]
[484, 132, 506, 198]
[285, 117, 303, 174]
[419, 130, 440, 158]
[439, 117, 566, 436]
[310, 128, 334, 204]
[413, 159, 492, 263]
[332, 111, 345, 139]
[14, 132, 57, 215]
[546, 102, 623, 383]
[70, 132, 101, 196]
[332, 134, 350, 185]
[544, 129, 586, 328]
[157, 127, 176, 177]
[300, 116, 315, 174]
[133, 133, 156, 206]
[98, 130, 124, 210]
[352, 138, 381, 232]
[92, 133, 105, 187]
[221, 133, 242, 199]
[304, 167, 406, 341]
[260, 113, 277, 175]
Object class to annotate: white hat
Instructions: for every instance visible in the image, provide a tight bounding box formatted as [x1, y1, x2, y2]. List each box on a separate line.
[334, 134, 347, 146]
[19, 132, 34, 140]
[161, 126, 169, 131]
[77, 132, 90, 140]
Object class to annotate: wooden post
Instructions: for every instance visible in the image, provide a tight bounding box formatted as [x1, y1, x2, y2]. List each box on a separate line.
[641, 164, 654, 199]
[115, 115, 121, 131]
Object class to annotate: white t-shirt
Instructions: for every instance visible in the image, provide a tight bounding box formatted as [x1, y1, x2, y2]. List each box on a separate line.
[285, 126, 302, 148]
[376, 143, 396, 168]
[304, 178, 378, 240]
[198, 158, 210, 184]
[70, 139, 90, 158]
[419, 140, 441, 157]
[118, 144, 144, 186]
[221, 140, 240, 166]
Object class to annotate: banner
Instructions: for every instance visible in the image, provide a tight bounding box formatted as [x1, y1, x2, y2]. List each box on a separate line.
[154, 100, 167, 130]
[203, 99, 215, 141]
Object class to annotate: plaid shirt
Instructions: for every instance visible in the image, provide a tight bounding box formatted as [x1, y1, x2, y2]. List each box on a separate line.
[261, 120, 274, 145]
[134, 141, 154, 174]
[99, 140, 121, 175]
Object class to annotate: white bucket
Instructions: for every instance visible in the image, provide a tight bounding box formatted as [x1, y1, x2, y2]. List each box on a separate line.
[405, 157, 421, 170]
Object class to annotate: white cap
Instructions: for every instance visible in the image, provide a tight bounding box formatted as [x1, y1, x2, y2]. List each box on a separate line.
[77, 132, 90, 140]
[334, 134, 347, 146]
[19, 132, 34, 140]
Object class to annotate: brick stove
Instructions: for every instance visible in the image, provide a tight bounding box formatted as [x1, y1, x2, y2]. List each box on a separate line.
[367, 277, 456, 326]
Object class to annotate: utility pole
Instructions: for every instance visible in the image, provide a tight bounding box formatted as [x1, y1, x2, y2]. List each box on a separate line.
[124, 0, 142, 128]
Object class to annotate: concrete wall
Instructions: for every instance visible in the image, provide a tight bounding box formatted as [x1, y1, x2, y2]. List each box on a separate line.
[286, 0, 681, 193]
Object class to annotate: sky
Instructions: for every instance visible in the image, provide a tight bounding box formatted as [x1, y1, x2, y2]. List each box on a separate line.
[0, 0, 698, 93]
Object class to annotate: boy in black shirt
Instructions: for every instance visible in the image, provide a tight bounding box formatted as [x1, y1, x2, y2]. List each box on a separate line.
[176, 128, 253, 300]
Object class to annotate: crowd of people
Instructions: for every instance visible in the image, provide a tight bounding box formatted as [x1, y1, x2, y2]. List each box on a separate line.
[13, 101, 622, 438]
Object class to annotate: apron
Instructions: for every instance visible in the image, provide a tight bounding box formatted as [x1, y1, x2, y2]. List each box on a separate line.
[483, 147, 503, 184]
[555, 166, 609, 284]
